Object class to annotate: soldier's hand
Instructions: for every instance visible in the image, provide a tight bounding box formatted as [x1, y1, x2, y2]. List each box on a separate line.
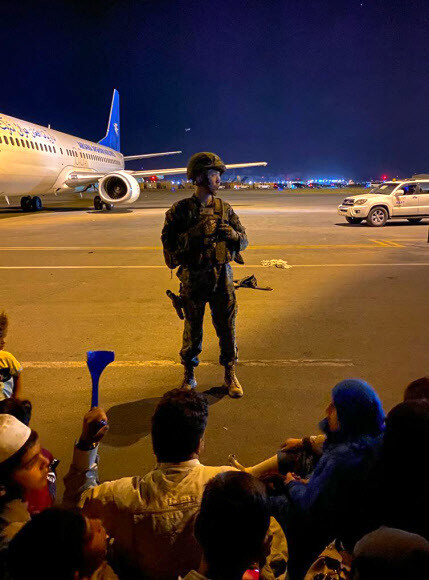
[190, 218, 217, 238]
[203, 218, 218, 236]
[218, 223, 239, 241]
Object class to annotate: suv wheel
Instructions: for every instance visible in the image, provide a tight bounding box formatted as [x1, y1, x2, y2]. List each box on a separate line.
[407, 218, 422, 224]
[346, 217, 363, 224]
[367, 206, 388, 227]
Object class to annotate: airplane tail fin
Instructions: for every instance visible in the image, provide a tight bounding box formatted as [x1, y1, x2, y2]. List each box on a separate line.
[98, 89, 120, 152]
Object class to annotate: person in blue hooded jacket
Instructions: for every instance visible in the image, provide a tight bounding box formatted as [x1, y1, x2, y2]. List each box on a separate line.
[229, 379, 385, 579]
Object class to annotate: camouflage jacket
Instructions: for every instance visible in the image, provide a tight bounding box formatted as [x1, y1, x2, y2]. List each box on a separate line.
[161, 195, 248, 269]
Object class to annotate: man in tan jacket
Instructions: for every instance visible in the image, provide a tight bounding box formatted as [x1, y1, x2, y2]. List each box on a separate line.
[64, 389, 288, 579]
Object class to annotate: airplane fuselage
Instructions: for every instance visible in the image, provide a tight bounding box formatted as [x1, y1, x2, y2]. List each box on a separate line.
[0, 113, 124, 197]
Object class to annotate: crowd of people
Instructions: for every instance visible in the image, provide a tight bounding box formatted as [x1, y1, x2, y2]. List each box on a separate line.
[1, 309, 429, 579]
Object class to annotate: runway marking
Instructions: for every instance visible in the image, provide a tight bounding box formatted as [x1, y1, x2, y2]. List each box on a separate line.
[22, 359, 354, 369]
[0, 242, 408, 251]
[1, 263, 429, 270]
[369, 239, 405, 248]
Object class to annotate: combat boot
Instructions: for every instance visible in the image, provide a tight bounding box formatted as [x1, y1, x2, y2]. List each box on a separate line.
[223, 364, 243, 398]
[181, 366, 197, 390]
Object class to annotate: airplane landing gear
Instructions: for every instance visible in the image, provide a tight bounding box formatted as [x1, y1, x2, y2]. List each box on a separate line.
[32, 196, 43, 211]
[94, 195, 103, 210]
[20, 196, 42, 212]
[93, 196, 114, 211]
[20, 196, 31, 211]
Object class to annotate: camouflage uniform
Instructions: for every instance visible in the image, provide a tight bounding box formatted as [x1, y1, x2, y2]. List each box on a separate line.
[161, 194, 248, 368]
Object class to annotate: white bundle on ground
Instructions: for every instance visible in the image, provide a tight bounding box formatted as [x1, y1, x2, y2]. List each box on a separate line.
[261, 259, 292, 269]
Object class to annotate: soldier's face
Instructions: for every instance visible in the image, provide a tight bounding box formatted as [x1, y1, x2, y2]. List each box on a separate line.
[207, 170, 221, 193]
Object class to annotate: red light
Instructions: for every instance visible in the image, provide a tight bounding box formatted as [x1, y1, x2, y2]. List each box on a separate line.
[150, 175, 157, 182]
[382, 174, 387, 181]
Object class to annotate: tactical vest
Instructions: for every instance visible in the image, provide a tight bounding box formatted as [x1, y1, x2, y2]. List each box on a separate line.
[203, 198, 243, 266]
[163, 197, 243, 269]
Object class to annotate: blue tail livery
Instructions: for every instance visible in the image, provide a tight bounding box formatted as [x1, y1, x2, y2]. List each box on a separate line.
[98, 89, 120, 152]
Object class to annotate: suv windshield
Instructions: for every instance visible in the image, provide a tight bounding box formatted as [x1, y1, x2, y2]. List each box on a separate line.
[369, 183, 399, 195]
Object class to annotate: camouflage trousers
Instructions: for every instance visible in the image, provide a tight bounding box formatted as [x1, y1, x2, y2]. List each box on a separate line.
[178, 263, 238, 368]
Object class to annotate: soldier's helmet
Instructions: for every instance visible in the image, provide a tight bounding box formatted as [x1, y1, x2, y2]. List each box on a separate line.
[187, 152, 226, 181]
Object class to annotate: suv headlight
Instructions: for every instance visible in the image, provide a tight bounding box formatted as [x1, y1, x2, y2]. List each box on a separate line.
[354, 199, 367, 205]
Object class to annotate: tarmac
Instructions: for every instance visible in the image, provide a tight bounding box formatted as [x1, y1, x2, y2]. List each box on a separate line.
[1, 189, 429, 495]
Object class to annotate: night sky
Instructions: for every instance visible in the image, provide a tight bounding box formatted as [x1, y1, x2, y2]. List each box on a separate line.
[1, 0, 428, 179]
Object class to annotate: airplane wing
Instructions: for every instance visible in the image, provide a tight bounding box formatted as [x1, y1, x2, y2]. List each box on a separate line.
[123, 151, 182, 161]
[64, 162, 267, 188]
[132, 161, 268, 178]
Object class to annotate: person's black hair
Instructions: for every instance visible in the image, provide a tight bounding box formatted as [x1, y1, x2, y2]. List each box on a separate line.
[0, 430, 38, 500]
[151, 388, 208, 463]
[381, 400, 429, 468]
[7, 507, 87, 580]
[403, 376, 429, 402]
[194, 471, 271, 579]
[375, 400, 429, 537]
[0, 398, 32, 426]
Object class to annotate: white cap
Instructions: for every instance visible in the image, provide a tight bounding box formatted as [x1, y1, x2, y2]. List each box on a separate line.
[0, 414, 31, 463]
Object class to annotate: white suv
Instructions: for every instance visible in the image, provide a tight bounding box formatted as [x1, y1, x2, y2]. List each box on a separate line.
[338, 180, 429, 226]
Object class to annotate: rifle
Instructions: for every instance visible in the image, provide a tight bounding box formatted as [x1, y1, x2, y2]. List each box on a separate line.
[166, 290, 184, 320]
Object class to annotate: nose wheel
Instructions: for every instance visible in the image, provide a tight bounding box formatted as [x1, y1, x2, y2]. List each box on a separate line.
[20, 196, 43, 212]
[93, 196, 114, 211]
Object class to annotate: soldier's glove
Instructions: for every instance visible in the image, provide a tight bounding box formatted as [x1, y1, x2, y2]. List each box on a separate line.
[218, 223, 239, 242]
[189, 217, 217, 239]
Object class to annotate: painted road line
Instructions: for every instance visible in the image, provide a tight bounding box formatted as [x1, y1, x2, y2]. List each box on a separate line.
[369, 239, 405, 248]
[1, 263, 429, 270]
[0, 242, 407, 250]
[22, 359, 354, 369]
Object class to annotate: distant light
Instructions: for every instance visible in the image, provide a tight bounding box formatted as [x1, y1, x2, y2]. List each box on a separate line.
[382, 174, 387, 181]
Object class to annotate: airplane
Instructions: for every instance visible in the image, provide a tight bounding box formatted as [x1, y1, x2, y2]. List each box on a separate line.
[0, 90, 268, 212]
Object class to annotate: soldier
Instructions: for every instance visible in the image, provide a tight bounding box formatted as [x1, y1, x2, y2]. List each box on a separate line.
[161, 152, 248, 398]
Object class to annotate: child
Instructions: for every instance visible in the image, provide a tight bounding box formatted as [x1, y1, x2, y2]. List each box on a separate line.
[0, 312, 23, 400]
[7, 507, 118, 579]
[0, 398, 57, 514]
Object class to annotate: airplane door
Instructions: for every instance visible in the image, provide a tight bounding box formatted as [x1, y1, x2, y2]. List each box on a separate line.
[72, 147, 82, 167]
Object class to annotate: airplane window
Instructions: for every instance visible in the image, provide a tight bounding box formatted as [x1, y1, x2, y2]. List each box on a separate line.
[20, 139, 25, 147]
[4, 136, 8, 144]
[0, 136, 2, 143]
[26, 141, 30, 148]
[53, 146, 56, 153]
[10, 137, 15, 145]
[35, 142, 39, 150]
[60, 148, 63, 154]
[16, 139, 20, 146]
[30, 142, 34, 149]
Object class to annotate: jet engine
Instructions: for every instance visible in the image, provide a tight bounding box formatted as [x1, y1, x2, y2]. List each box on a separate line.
[98, 171, 140, 205]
